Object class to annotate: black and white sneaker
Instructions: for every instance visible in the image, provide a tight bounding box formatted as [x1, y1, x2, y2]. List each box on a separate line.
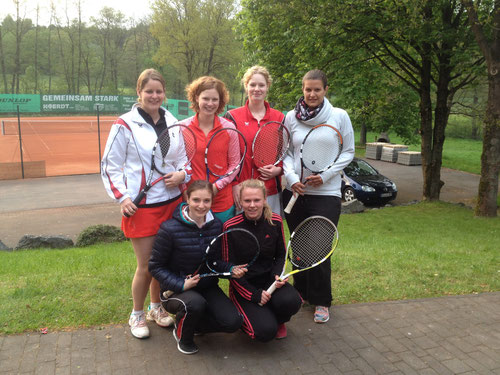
[172, 327, 199, 355]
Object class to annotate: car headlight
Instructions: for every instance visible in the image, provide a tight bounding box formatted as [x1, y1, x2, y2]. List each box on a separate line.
[361, 185, 375, 192]
[391, 182, 397, 191]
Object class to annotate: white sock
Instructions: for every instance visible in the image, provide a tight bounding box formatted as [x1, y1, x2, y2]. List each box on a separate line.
[150, 302, 161, 310]
[131, 310, 144, 316]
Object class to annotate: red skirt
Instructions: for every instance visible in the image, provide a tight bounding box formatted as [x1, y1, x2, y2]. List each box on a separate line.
[121, 196, 182, 238]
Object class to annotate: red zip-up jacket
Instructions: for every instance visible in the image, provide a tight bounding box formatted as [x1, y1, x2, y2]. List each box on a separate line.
[225, 101, 285, 196]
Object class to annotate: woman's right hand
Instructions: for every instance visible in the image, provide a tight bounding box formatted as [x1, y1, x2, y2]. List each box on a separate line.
[291, 181, 306, 196]
[232, 183, 242, 210]
[120, 198, 137, 217]
[183, 274, 200, 290]
[260, 290, 271, 305]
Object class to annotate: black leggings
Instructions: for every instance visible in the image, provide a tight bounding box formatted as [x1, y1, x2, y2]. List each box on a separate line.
[282, 190, 341, 307]
[231, 283, 301, 342]
[163, 286, 242, 343]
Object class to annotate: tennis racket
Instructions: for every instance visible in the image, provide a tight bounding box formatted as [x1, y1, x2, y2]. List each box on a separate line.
[251, 121, 290, 178]
[195, 228, 260, 278]
[126, 123, 196, 216]
[284, 124, 343, 214]
[266, 215, 338, 297]
[205, 127, 247, 183]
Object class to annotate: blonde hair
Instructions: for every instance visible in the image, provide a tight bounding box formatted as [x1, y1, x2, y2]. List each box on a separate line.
[239, 179, 274, 225]
[185, 76, 229, 114]
[241, 65, 272, 91]
[136, 69, 166, 102]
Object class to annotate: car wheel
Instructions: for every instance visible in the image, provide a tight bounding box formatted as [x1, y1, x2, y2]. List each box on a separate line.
[343, 187, 356, 202]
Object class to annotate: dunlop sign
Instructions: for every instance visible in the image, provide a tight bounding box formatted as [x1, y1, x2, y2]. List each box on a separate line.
[0, 94, 41, 112]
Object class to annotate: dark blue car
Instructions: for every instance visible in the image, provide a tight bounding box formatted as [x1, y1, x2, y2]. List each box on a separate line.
[341, 158, 397, 205]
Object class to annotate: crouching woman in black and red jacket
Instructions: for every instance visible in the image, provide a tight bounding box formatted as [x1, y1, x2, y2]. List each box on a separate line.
[223, 179, 302, 342]
[149, 180, 246, 355]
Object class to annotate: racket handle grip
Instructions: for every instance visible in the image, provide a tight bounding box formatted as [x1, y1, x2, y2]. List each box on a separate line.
[284, 194, 298, 214]
[124, 192, 145, 218]
[258, 281, 278, 306]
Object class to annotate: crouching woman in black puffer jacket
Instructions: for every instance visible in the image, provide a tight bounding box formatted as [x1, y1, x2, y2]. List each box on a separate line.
[149, 180, 246, 355]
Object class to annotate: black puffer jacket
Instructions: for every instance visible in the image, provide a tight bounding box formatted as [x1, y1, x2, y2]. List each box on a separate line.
[149, 203, 228, 294]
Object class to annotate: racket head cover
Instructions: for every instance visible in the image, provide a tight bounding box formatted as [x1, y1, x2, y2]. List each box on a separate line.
[252, 121, 290, 168]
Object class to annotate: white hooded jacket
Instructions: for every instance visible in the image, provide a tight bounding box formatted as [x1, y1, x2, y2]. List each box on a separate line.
[283, 98, 355, 197]
[101, 105, 190, 205]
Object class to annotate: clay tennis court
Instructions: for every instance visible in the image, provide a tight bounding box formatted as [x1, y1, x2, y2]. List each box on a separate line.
[0, 115, 117, 179]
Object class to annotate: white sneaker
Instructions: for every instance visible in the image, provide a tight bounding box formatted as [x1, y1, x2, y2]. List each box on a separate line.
[146, 305, 174, 327]
[129, 313, 150, 339]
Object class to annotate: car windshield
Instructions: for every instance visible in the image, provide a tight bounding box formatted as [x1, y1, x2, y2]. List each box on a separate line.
[344, 160, 378, 177]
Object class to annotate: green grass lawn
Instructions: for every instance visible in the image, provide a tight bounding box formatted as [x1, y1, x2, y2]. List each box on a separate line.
[355, 131, 483, 175]
[1, 201, 498, 335]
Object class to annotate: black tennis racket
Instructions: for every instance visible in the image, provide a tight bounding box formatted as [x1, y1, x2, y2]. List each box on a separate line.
[205, 127, 247, 184]
[195, 228, 260, 278]
[266, 216, 338, 296]
[284, 124, 343, 214]
[251, 121, 290, 178]
[126, 123, 196, 216]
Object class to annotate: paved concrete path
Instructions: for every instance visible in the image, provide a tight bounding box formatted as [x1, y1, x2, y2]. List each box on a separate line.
[1, 293, 499, 374]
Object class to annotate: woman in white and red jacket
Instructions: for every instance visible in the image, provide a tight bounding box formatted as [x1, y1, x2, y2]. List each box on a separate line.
[225, 66, 285, 215]
[101, 69, 190, 340]
[223, 179, 301, 342]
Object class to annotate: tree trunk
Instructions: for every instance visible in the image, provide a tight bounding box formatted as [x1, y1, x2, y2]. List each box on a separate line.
[48, 24, 52, 93]
[34, 7, 39, 93]
[419, 39, 435, 200]
[359, 121, 367, 145]
[77, 1, 82, 94]
[12, 2, 22, 94]
[0, 28, 8, 93]
[475, 67, 500, 217]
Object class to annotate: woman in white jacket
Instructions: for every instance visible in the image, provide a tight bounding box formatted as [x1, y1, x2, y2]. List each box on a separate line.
[282, 69, 355, 324]
[101, 69, 190, 339]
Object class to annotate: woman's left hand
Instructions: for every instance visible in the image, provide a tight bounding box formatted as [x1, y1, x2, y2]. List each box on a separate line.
[163, 171, 185, 188]
[274, 274, 288, 289]
[304, 174, 324, 187]
[257, 165, 281, 181]
[231, 264, 248, 279]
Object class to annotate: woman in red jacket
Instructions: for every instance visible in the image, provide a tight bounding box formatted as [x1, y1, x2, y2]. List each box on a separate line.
[180, 76, 241, 223]
[225, 66, 285, 215]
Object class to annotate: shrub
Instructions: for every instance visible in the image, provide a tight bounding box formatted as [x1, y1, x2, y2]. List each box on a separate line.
[76, 225, 127, 247]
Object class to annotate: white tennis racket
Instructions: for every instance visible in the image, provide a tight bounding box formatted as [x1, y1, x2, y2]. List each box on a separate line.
[284, 124, 343, 214]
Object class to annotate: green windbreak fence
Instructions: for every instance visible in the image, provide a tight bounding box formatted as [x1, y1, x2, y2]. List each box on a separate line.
[0, 94, 239, 180]
[0, 94, 238, 119]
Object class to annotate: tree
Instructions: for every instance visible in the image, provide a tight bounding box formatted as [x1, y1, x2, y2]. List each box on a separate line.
[238, 0, 484, 201]
[150, 0, 242, 89]
[11, 0, 32, 93]
[462, 0, 499, 217]
[0, 24, 8, 92]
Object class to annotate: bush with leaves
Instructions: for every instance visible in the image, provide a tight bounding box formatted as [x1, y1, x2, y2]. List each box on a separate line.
[76, 225, 127, 247]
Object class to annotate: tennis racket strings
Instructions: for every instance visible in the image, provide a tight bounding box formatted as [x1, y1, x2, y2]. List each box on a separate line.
[252, 121, 290, 168]
[290, 216, 337, 269]
[301, 125, 342, 173]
